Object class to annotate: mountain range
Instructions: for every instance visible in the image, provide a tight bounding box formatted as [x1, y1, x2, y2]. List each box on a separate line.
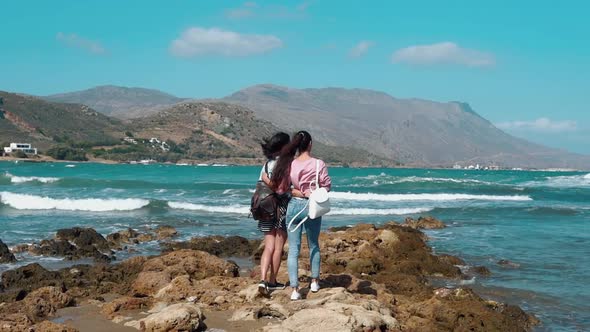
[45, 85, 186, 119]
[1, 85, 588, 168]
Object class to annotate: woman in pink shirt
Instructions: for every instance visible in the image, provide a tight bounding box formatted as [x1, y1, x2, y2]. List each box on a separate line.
[270, 131, 331, 300]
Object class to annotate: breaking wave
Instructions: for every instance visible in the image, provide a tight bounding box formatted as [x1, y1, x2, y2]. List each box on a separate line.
[5, 173, 60, 184]
[167, 202, 250, 214]
[329, 192, 532, 202]
[0, 192, 150, 211]
[167, 201, 433, 216]
[328, 207, 433, 215]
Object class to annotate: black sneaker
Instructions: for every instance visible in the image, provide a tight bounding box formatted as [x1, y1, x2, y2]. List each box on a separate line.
[268, 281, 286, 290]
[258, 280, 269, 295]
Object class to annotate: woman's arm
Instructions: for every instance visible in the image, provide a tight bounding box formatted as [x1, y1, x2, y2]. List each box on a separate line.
[291, 188, 307, 198]
[261, 172, 272, 186]
[318, 160, 332, 191]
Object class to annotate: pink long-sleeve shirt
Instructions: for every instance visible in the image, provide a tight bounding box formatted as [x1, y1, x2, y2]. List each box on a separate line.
[290, 158, 332, 195]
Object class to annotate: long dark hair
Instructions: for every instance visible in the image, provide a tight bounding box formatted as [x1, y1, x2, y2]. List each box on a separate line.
[270, 130, 312, 191]
[260, 132, 290, 159]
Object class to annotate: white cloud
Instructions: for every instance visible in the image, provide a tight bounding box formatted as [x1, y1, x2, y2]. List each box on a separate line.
[496, 118, 578, 133]
[392, 42, 494, 67]
[56, 32, 105, 55]
[170, 27, 282, 57]
[349, 40, 374, 58]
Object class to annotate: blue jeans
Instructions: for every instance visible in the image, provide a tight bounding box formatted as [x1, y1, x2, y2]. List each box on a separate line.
[286, 198, 322, 288]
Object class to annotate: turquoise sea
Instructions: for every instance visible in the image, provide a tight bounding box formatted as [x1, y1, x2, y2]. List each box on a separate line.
[0, 161, 588, 331]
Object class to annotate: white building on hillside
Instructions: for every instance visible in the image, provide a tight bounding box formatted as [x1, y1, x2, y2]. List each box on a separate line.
[3, 143, 38, 155]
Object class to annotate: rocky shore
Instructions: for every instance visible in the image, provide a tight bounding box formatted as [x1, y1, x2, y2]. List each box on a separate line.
[0, 217, 539, 331]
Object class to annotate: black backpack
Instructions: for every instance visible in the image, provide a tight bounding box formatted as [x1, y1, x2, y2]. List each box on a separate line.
[250, 162, 279, 222]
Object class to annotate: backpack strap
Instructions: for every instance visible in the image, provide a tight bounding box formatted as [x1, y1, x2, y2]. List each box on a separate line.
[315, 159, 320, 190]
[287, 200, 309, 232]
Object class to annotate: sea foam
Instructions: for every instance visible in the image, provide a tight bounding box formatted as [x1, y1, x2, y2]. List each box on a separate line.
[168, 202, 249, 214]
[6, 173, 59, 184]
[328, 207, 433, 215]
[329, 191, 532, 202]
[167, 201, 433, 216]
[0, 192, 149, 211]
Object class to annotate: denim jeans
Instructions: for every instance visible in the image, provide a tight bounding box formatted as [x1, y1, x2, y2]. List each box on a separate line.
[286, 197, 322, 288]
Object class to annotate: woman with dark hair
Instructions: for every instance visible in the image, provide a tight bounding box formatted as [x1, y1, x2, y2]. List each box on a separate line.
[257, 132, 291, 295]
[270, 131, 331, 300]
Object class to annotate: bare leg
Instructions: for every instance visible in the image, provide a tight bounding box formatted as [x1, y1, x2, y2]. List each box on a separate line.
[260, 230, 276, 282]
[269, 229, 287, 283]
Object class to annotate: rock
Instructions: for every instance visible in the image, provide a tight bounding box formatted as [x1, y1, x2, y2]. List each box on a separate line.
[470, 265, 492, 276]
[154, 225, 177, 240]
[106, 228, 140, 246]
[161, 235, 260, 257]
[136, 233, 156, 243]
[124, 303, 204, 331]
[0, 239, 17, 263]
[28, 239, 111, 263]
[497, 259, 521, 268]
[101, 296, 152, 319]
[56, 227, 110, 251]
[0, 263, 62, 293]
[437, 254, 465, 266]
[402, 216, 446, 229]
[10, 244, 30, 254]
[261, 288, 400, 332]
[131, 250, 239, 297]
[23, 286, 74, 321]
[28, 321, 79, 332]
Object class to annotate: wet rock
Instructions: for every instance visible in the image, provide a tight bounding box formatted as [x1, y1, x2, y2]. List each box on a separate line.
[402, 216, 446, 229]
[0, 238, 17, 263]
[497, 259, 521, 268]
[131, 250, 239, 297]
[124, 303, 205, 331]
[106, 228, 140, 247]
[154, 225, 177, 240]
[10, 244, 30, 254]
[136, 233, 156, 243]
[28, 239, 111, 263]
[56, 227, 110, 251]
[161, 235, 260, 257]
[470, 265, 492, 277]
[438, 254, 466, 266]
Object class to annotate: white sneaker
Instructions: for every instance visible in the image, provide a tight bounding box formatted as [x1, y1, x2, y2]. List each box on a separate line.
[310, 281, 320, 293]
[290, 289, 302, 301]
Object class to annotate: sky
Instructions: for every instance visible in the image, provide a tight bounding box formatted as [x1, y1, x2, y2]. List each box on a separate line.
[0, 0, 588, 154]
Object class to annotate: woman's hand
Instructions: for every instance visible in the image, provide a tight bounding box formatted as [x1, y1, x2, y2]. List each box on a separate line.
[261, 172, 272, 186]
[291, 188, 305, 198]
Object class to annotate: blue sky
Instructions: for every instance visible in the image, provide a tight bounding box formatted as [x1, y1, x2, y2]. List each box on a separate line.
[1, 0, 588, 154]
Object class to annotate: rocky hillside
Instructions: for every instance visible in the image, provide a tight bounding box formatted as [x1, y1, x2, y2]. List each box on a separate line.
[130, 101, 394, 166]
[224, 84, 590, 169]
[0, 91, 124, 150]
[45, 85, 185, 119]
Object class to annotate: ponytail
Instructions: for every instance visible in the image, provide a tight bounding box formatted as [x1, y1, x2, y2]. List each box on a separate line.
[270, 131, 312, 191]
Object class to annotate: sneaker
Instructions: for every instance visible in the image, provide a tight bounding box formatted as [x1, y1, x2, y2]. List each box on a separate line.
[310, 281, 320, 293]
[290, 289, 302, 301]
[258, 280, 269, 295]
[268, 281, 286, 290]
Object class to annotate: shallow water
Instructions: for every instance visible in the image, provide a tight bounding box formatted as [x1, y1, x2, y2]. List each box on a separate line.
[1, 161, 589, 331]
